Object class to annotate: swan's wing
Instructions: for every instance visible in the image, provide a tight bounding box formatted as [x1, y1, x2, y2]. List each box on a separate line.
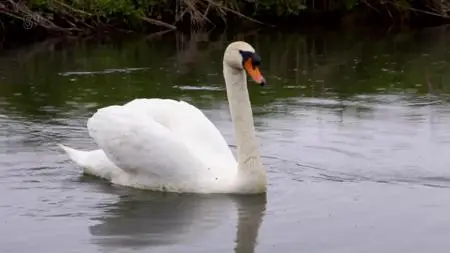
[87, 105, 209, 183]
[122, 98, 236, 165]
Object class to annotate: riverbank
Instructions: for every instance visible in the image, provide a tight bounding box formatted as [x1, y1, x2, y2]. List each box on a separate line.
[1, 0, 450, 47]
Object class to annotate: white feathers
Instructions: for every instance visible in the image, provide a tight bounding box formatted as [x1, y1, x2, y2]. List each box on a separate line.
[60, 98, 239, 193]
[59, 41, 267, 194]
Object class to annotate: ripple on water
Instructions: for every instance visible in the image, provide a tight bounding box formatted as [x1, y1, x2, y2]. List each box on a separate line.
[258, 94, 450, 192]
[173, 85, 224, 91]
[58, 67, 149, 76]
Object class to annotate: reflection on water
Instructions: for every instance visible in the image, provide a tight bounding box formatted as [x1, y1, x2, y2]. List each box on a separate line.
[1, 26, 450, 253]
[89, 189, 265, 252]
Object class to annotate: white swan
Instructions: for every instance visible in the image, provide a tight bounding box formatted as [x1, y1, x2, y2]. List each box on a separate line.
[59, 41, 267, 194]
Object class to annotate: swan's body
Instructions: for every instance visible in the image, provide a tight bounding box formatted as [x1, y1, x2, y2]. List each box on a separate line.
[59, 41, 267, 194]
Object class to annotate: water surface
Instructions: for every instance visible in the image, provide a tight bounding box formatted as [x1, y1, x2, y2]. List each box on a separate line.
[2, 27, 450, 253]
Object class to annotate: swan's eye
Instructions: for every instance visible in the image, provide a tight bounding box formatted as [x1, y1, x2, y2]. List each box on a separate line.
[239, 50, 253, 67]
[239, 50, 261, 69]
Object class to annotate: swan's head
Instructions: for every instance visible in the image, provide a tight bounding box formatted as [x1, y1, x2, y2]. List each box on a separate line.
[224, 41, 266, 86]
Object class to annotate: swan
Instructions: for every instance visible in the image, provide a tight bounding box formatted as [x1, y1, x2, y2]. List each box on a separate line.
[59, 41, 267, 194]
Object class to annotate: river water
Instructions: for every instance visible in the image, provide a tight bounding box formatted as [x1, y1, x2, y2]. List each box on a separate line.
[1, 26, 450, 253]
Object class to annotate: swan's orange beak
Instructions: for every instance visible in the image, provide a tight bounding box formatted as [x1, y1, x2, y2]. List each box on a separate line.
[244, 58, 266, 86]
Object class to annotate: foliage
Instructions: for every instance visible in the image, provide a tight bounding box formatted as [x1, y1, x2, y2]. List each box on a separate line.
[251, 0, 307, 15]
[0, 0, 449, 37]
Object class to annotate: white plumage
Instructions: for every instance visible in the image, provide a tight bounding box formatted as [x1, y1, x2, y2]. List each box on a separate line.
[59, 41, 267, 194]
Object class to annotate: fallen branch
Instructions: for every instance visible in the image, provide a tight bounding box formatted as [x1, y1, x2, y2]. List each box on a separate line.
[138, 15, 177, 30]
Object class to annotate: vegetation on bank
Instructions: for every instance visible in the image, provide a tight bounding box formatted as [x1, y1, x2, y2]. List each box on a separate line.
[0, 0, 450, 39]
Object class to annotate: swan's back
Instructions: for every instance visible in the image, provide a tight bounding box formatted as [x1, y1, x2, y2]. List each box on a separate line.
[82, 98, 237, 192]
[123, 98, 236, 165]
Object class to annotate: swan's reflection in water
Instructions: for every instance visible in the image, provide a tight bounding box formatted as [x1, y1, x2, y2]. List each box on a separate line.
[88, 185, 266, 253]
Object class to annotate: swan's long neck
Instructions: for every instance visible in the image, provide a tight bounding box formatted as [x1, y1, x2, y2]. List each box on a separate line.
[224, 63, 266, 191]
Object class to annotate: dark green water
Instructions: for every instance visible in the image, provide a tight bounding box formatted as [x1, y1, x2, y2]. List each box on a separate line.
[2, 26, 450, 253]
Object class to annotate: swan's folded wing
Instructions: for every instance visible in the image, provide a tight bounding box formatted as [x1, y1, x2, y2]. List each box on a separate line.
[123, 98, 236, 165]
[87, 105, 208, 182]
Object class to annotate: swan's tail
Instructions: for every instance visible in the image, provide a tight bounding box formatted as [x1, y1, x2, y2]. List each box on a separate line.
[58, 144, 121, 180]
[58, 144, 91, 168]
